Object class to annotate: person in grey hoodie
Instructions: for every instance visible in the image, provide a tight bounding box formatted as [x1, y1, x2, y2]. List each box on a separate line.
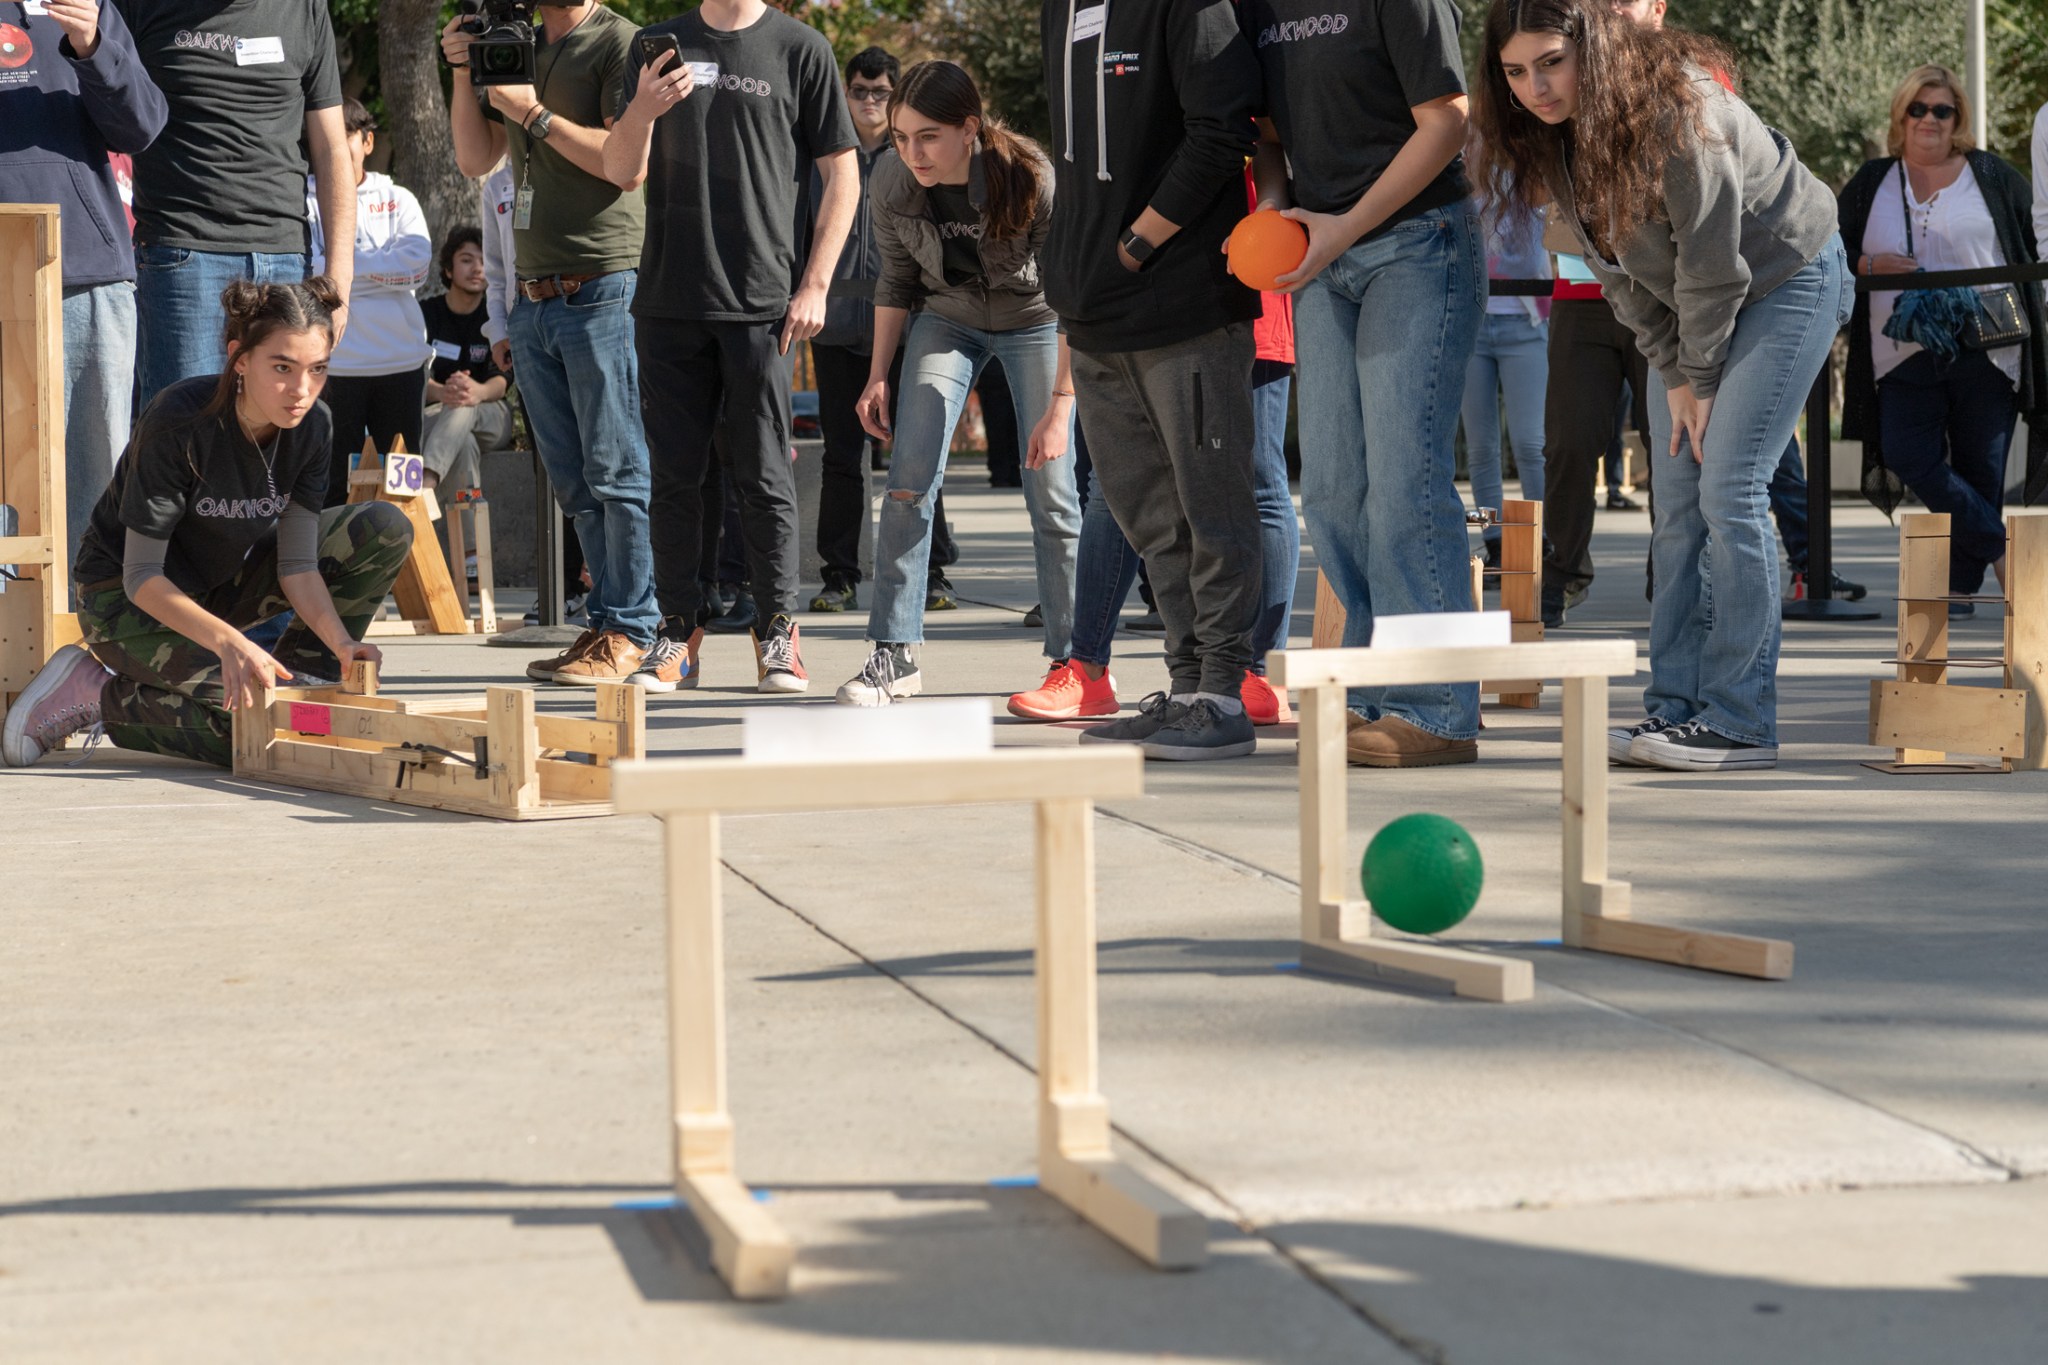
[834, 60, 1081, 706]
[0, 0, 166, 566]
[1477, 0, 1851, 772]
[1040, 0, 1266, 762]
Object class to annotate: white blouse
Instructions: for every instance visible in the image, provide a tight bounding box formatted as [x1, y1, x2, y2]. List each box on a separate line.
[1864, 160, 2019, 385]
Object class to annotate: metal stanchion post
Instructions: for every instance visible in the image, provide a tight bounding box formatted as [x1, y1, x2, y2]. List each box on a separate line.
[1783, 355, 1881, 621]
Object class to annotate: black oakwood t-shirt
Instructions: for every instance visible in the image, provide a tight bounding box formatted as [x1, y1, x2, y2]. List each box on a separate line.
[623, 8, 855, 322]
[1240, 0, 1469, 227]
[926, 182, 984, 288]
[75, 377, 331, 595]
[420, 295, 501, 387]
[113, 0, 343, 254]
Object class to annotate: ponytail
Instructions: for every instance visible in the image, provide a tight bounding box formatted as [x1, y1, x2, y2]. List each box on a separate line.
[890, 61, 1048, 243]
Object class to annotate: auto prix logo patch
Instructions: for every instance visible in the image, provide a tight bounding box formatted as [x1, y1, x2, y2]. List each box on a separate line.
[0, 24, 33, 68]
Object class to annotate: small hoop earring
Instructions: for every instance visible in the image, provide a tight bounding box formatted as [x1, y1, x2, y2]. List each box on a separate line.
[1508, 90, 1529, 112]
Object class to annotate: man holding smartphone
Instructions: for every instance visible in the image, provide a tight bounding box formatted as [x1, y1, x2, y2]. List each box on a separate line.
[443, 1, 659, 686]
[601, 0, 858, 695]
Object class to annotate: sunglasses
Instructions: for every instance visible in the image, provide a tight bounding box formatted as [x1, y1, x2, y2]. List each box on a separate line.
[848, 87, 893, 103]
[1906, 101, 1957, 121]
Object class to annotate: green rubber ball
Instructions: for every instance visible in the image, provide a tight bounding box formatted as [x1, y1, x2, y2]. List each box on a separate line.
[1362, 814, 1484, 936]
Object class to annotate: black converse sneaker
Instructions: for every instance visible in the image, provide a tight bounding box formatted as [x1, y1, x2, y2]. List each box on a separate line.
[1608, 716, 1675, 765]
[836, 643, 922, 706]
[1140, 698, 1256, 761]
[1628, 718, 1778, 772]
[1079, 691, 1184, 745]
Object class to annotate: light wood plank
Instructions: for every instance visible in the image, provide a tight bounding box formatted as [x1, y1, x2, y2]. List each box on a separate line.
[472, 499, 498, 632]
[2009, 514, 2047, 770]
[1578, 917, 1793, 980]
[1560, 675, 1609, 939]
[1301, 936, 1534, 1003]
[1310, 570, 1346, 649]
[1038, 1151, 1206, 1271]
[488, 686, 538, 810]
[613, 747, 1145, 817]
[677, 1171, 793, 1301]
[1868, 680, 2025, 758]
[1299, 686, 1350, 943]
[1271, 639, 1636, 691]
[1036, 798, 1102, 1158]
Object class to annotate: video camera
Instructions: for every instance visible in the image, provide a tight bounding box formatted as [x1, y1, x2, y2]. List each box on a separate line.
[457, 0, 537, 87]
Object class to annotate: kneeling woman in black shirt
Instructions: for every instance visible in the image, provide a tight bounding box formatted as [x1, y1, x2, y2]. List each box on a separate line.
[3, 280, 414, 769]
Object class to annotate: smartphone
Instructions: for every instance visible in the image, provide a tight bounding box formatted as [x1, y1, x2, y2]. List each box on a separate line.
[636, 32, 681, 70]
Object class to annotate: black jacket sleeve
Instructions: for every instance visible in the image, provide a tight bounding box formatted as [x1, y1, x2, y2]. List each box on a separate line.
[1145, 0, 1261, 230]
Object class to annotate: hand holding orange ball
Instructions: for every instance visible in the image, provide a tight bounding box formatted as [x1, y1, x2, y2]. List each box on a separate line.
[1226, 209, 1310, 292]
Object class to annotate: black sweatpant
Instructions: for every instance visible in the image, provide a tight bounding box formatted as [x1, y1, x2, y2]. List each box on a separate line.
[639, 316, 798, 624]
[1072, 322, 1260, 697]
[323, 369, 426, 509]
[1542, 297, 1649, 595]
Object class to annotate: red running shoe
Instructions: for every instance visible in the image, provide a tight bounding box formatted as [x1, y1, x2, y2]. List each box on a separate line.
[1242, 670, 1286, 726]
[1007, 661, 1117, 720]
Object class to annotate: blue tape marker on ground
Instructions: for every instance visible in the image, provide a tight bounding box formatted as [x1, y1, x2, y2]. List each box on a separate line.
[1275, 961, 1302, 972]
[1529, 939, 1564, 947]
[989, 1175, 1039, 1189]
[614, 1196, 680, 1211]
[752, 1188, 773, 1203]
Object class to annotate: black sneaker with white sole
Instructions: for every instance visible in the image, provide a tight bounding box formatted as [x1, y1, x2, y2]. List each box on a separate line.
[836, 643, 921, 706]
[1608, 716, 1675, 764]
[1140, 698, 1256, 761]
[1079, 691, 1183, 745]
[1628, 719, 1777, 771]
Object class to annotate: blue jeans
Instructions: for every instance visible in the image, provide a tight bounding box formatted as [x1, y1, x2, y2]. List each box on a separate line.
[1295, 203, 1486, 738]
[134, 247, 307, 409]
[1767, 436, 1809, 570]
[1646, 239, 1853, 745]
[1067, 422, 1142, 668]
[62, 281, 137, 569]
[1250, 362, 1299, 668]
[869, 314, 1079, 655]
[1461, 311, 1549, 536]
[507, 271, 659, 646]
[1877, 348, 2018, 594]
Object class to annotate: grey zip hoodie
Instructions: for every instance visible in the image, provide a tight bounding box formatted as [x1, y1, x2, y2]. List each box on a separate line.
[1549, 73, 1837, 399]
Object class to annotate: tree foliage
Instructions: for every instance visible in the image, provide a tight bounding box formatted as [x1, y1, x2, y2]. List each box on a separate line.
[928, 0, 1051, 145]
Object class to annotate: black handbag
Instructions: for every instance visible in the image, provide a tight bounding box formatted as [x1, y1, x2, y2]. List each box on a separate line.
[1895, 167, 2032, 352]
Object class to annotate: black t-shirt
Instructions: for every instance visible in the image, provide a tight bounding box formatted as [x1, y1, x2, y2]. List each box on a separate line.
[75, 377, 331, 595]
[1241, 0, 1470, 227]
[420, 295, 502, 387]
[622, 9, 856, 322]
[926, 183, 985, 288]
[113, 0, 343, 255]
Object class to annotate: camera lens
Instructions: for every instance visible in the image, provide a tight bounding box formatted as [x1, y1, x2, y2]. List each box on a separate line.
[482, 43, 522, 75]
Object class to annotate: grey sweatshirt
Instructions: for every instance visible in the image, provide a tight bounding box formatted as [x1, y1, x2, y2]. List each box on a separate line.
[1550, 74, 1837, 399]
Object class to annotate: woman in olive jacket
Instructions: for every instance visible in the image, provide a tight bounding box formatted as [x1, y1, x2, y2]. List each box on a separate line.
[1839, 64, 2046, 601]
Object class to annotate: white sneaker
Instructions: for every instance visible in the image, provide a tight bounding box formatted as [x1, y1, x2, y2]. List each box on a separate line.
[1630, 719, 1778, 772]
[836, 643, 922, 706]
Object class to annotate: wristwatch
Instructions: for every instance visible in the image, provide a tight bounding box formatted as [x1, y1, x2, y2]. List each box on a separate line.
[1118, 228, 1156, 269]
[528, 108, 555, 142]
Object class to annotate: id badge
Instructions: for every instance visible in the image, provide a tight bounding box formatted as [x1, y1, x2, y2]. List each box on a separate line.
[514, 185, 534, 231]
[1072, 5, 1106, 40]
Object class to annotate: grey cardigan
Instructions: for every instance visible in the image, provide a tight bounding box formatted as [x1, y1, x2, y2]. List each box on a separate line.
[871, 146, 1057, 334]
[1550, 74, 1838, 398]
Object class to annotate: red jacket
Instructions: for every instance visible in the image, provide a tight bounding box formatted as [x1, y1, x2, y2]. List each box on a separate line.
[1246, 167, 1295, 363]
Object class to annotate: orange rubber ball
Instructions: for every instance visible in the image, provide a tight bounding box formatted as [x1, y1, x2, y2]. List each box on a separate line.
[1227, 210, 1309, 292]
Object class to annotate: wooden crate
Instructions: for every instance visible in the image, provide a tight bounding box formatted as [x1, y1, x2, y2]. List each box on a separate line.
[232, 661, 644, 819]
[0, 203, 82, 709]
[1270, 639, 1794, 1002]
[609, 746, 1205, 1300]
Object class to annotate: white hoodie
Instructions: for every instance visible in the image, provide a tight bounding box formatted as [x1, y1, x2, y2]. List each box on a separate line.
[307, 171, 433, 378]
[480, 163, 518, 349]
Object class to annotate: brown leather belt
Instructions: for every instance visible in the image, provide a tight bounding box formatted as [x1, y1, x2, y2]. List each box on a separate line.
[517, 272, 605, 302]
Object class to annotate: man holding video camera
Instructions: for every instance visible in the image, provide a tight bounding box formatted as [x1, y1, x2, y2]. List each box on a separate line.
[444, 1, 659, 686]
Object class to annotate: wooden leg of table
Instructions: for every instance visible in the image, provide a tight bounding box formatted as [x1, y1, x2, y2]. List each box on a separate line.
[595, 681, 646, 769]
[485, 686, 538, 811]
[663, 812, 792, 1300]
[1035, 796, 1205, 1269]
[2009, 515, 2047, 770]
[343, 659, 379, 696]
[1299, 685, 1358, 944]
[1560, 675, 1627, 945]
[447, 499, 471, 617]
[472, 500, 498, 633]
[232, 680, 277, 774]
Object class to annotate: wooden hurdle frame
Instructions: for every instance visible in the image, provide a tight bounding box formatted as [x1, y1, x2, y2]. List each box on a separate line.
[610, 747, 1206, 1300]
[1268, 639, 1794, 1003]
[1866, 512, 2046, 774]
[232, 661, 644, 819]
[0, 203, 83, 710]
[346, 437, 486, 637]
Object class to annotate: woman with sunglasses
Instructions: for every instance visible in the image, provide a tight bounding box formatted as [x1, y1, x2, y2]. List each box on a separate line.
[1475, 0, 1851, 771]
[1839, 66, 2046, 616]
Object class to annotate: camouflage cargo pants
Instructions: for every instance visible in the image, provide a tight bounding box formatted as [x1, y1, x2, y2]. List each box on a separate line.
[78, 501, 413, 767]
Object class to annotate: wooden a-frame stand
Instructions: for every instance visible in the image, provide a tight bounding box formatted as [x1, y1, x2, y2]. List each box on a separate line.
[0, 203, 83, 709]
[1866, 512, 2046, 774]
[611, 747, 1206, 1300]
[233, 660, 644, 819]
[1269, 639, 1794, 1003]
[346, 437, 491, 636]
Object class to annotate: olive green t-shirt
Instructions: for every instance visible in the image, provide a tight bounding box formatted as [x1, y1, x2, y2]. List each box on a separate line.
[505, 4, 644, 278]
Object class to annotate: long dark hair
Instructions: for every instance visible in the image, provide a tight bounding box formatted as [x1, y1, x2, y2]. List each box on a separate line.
[1472, 0, 1736, 254]
[889, 60, 1046, 242]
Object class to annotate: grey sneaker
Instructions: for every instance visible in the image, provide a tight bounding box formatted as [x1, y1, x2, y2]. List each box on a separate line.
[1140, 698, 1256, 762]
[1629, 719, 1778, 772]
[836, 643, 922, 706]
[3, 644, 112, 766]
[1079, 691, 1183, 745]
[1608, 716, 1675, 765]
